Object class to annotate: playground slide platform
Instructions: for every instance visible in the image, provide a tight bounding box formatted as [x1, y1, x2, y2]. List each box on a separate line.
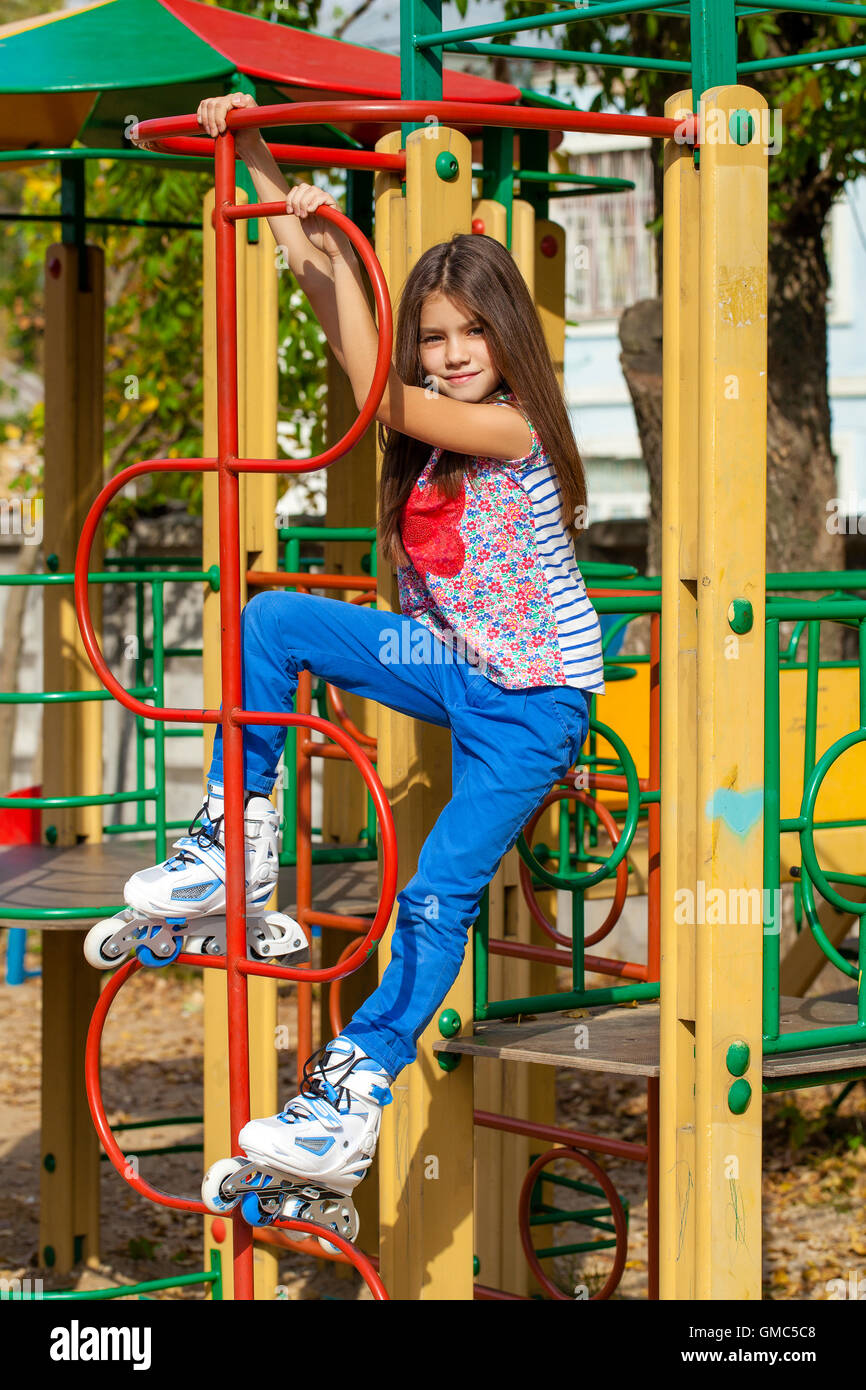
[434, 994, 866, 1083]
[0, 842, 379, 927]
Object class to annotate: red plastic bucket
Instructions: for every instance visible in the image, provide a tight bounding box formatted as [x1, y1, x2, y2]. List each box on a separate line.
[0, 786, 42, 845]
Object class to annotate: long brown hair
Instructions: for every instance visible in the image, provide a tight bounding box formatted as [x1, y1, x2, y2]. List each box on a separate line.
[377, 232, 588, 569]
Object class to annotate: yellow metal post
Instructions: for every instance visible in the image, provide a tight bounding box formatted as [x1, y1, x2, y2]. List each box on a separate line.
[659, 87, 700, 1299]
[694, 86, 767, 1299]
[660, 87, 768, 1299]
[373, 125, 474, 1300]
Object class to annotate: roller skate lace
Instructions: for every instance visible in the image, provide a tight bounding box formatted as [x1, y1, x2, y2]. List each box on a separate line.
[279, 1043, 381, 1124]
[164, 803, 226, 871]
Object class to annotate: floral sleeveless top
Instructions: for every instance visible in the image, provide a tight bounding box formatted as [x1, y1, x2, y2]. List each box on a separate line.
[396, 390, 606, 693]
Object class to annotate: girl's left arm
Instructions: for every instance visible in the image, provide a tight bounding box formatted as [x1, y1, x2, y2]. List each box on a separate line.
[330, 250, 532, 463]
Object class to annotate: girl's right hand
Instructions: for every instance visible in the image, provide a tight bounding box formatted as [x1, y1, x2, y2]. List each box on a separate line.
[196, 92, 259, 141]
[285, 183, 353, 263]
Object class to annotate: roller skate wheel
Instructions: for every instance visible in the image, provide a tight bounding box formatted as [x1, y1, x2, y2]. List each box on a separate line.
[201, 1156, 245, 1215]
[240, 1191, 272, 1227]
[280, 1197, 312, 1242]
[311, 1197, 359, 1253]
[83, 918, 131, 970]
[135, 928, 183, 969]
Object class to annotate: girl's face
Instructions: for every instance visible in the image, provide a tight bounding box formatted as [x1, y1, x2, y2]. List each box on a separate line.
[417, 291, 503, 402]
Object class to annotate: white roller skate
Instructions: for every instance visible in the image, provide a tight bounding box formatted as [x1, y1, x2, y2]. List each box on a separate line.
[84, 786, 309, 971]
[201, 1035, 393, 1251]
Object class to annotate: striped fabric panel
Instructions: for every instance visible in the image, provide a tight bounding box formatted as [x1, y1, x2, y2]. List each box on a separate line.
[519, 459, 606, 693]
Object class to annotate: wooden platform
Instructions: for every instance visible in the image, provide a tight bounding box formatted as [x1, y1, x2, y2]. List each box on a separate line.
[0, 841, 380, 929]
[433, 993, 866, 1081]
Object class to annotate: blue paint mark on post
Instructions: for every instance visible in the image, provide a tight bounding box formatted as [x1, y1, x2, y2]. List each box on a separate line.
[705, 787, 763, 837]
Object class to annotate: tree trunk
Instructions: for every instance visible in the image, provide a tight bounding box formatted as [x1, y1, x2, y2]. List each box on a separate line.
[619, 194, 844, 631]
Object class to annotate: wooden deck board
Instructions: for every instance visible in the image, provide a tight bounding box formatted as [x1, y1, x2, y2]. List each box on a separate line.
[0, 842, 380, 929]
[433, 994, 866, 1080]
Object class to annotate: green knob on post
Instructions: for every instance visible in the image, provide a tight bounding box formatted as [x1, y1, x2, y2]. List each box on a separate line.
[726, 1040, 750, 1077]
[727, 598, 753, 634]
[437, 1050, 461, 1073]
[435, 151, 459, 182]
[728, 1078, 752, 1114]
[730, 109, 755, 146]
[438, 1008, 462, 1037]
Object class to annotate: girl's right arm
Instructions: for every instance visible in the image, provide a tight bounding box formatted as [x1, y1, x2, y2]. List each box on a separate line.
[194, 94, 351, 374]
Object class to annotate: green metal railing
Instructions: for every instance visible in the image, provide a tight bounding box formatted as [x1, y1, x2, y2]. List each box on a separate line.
[763, 584, 866, 1060]
[529, 1162, 629, 1263]
[402, 0, 866, 132]
[399, 0, 866, 243]
[472, 567, 866, 1081]
[3, 1250, 222, 1301]
[0, 560, 218, 922]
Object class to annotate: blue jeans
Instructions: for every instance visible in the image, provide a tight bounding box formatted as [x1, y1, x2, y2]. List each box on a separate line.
[209, 591, 590, 1079]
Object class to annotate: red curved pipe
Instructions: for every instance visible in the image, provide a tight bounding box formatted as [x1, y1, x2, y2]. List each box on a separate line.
[85, 959, 388, 1294]
[134, 99, 696, 146]
[518, 1148, 628, 1301]
[328, 936, 366, 1037]
[74, 204, 393, 714]
[519, 787, 628, 948]
[268, 1219, 389, 1299]
[85, 959, 210, 1214]
[75, 173, 395, 1300]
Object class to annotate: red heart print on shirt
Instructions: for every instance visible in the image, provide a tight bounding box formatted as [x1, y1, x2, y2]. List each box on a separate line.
[401, 477, 466, 578]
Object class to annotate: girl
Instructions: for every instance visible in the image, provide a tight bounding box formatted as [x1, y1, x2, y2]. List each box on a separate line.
[129, 93, 605, 1227]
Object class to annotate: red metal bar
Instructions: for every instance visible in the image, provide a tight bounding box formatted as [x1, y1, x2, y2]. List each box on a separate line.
[299, 740, 377, 762]
[134, 99, 698, 146]
[246, 571, 376, 590]
[139, 134, 406, 174]
[74, 139, 396, 1302]
[474, 1109, 647, 1164]
[488, 935, 649, 981]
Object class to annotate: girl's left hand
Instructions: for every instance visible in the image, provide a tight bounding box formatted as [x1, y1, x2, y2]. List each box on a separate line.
[285, 183, 353, 262]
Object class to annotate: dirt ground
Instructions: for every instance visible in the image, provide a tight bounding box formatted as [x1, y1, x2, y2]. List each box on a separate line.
[1, 939, 865, 1302]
